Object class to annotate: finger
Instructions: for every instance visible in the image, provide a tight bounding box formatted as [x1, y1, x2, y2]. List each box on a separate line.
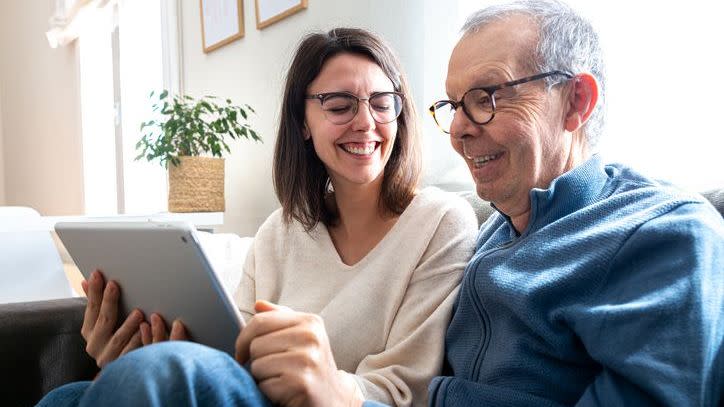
[170, 320, 188, 340]
[254, 300, 292, 313]
[248, 322, 322, 361]
[257, 375, 300, 406]
[140, 322, 152, 346]
[120, 330, 143, 357]
[81, 279, 88, 295]
[81, 271, 106, 338]
[151, 314, 169, 343]
[95, 309, 143, 368]
[235, 310, 305, 364]
[250, 348, 310, 382]
[86, 280, 121, 357]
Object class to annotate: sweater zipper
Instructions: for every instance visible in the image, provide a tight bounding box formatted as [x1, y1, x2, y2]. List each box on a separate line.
[468, 237, 519, 380]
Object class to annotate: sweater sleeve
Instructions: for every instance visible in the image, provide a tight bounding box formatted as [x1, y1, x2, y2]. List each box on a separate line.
[351, 201, 478, 407]
[571, 202, 724, 406]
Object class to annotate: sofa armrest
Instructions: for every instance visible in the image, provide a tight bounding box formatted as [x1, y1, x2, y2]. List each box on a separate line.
[0, 297, 98, 406]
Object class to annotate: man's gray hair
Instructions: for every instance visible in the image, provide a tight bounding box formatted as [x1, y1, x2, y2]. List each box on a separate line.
[462, 0, 606, 148]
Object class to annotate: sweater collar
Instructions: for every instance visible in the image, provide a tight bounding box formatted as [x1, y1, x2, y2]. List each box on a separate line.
[493, 154, 611, 237]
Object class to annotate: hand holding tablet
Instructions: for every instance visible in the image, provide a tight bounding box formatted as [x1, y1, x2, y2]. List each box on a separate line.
[56, 221, 245, 357]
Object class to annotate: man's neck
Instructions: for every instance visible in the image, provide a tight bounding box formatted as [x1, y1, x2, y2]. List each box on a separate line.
[506, 138, 591, 233]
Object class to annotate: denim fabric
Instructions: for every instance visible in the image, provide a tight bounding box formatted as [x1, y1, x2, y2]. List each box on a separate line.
[36, 341, 273, 407]
[36, 381, 91, 407]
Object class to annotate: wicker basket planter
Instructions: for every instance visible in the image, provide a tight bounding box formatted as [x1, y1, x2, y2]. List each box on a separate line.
[168, 156, 225, 213]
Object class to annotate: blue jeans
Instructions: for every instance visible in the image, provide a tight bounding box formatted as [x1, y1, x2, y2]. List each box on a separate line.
[36, 341, 273, 407]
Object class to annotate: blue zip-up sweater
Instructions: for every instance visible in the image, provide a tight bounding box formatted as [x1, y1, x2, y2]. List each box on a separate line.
[428, 156, 723, 406]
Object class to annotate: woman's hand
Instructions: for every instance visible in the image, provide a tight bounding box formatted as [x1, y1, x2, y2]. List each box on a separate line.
[235, 301, 364, 407]
[80, 270, 145, 368]
[139, 313, 188, 345]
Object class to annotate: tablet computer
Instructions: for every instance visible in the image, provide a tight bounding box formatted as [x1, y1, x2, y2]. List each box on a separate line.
[55, 221, 244, 356]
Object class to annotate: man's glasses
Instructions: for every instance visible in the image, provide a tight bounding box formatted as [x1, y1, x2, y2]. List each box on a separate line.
[306, 91, 404, 125]
[428, 70, 573, 134]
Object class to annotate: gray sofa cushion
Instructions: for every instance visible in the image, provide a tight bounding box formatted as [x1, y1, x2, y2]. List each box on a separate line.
[702, 189, 724, 217]
[0, 298, 97, 406]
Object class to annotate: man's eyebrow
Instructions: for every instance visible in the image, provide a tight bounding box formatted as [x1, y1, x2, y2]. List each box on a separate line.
[470, 73, 510, 88]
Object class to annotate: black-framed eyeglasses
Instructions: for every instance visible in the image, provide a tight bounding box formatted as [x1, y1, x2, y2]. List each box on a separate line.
[306, 91, 404, 125]
[428, 70, 573, 134]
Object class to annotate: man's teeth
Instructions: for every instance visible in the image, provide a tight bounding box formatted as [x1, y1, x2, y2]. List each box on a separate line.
[342, 143, 376, 155]
[472, 153, 501, 167]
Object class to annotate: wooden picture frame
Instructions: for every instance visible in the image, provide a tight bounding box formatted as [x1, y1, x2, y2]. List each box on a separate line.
[255, 0, 307, 30]
[200, 0, 244, 53]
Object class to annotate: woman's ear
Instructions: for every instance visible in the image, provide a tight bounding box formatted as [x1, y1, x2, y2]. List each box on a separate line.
[564, 73, 599, 133]
[303, 122, 311, 140]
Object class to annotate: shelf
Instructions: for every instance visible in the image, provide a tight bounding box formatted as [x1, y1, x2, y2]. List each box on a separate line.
[39, 212, 224, 232]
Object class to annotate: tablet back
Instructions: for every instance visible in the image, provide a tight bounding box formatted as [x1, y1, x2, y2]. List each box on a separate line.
[55, 221, 243, 356]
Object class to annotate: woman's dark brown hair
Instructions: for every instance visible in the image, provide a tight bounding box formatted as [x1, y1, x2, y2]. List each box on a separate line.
[273, 27, 421, 230]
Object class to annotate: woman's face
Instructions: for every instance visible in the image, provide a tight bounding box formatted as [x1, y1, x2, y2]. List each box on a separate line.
[304, 53, 398, 192]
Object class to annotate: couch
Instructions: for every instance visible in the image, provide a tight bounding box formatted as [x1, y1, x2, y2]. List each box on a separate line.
[1, 189, 722, 407]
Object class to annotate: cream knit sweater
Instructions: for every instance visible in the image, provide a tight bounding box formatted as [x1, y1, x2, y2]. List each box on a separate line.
[233, 187, 478, 406]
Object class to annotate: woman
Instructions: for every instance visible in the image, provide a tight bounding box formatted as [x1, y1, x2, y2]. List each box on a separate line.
[38, 28, 477, 407]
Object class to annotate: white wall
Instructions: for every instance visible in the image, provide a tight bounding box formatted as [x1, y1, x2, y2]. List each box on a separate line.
[180, 0, 468, 236]
[0, 88, 5, 205]
[0, 0, 84, 215]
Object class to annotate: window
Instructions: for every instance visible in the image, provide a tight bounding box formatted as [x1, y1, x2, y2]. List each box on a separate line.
[72, 0, 174, 215]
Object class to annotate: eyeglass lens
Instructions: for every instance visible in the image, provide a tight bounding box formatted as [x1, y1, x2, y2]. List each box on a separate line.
[432, 89, 493, 133]
[320, 93, 402, 124]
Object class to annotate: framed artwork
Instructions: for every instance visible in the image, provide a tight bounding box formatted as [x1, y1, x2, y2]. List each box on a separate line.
[200, 0, 244, 53]
[255, 0, 307, 29]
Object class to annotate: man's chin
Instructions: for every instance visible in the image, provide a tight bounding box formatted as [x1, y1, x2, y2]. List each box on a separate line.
[474, 183, 496, 203]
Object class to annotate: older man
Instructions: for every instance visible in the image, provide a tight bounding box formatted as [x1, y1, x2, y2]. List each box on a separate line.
[426, 1, 723, 406]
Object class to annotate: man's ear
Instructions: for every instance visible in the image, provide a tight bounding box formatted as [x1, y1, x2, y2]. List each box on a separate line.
[564, 73, 598, 132]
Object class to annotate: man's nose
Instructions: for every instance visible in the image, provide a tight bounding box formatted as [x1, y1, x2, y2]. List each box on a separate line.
[449, 108, 474, 140]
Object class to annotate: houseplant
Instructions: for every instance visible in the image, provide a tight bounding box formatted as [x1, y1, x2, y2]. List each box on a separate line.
[136, 90, 261, 212]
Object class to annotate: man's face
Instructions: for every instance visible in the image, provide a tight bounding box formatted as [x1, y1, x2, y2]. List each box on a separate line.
[446, 15, 577, 217]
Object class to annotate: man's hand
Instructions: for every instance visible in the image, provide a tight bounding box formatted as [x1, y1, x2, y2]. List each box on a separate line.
[81, 270, 144, 368]
[235, 300, 364, 407]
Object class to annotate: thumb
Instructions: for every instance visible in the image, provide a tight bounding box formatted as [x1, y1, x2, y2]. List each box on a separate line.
[254, 300, 290, 313]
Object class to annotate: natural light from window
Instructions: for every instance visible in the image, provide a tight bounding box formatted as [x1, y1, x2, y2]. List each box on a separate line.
[118, 0, 167, 214]
[78, 8, 117, 215]
[77, 0, 166, 215]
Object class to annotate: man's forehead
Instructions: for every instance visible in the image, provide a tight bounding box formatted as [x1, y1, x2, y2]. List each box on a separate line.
[446, 14, 538, 96]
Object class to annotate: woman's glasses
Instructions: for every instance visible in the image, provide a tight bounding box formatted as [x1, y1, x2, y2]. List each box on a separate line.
[306, 91, 404, 125]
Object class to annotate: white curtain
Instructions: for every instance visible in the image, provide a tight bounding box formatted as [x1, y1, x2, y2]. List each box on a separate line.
[46, 0, 115, 48]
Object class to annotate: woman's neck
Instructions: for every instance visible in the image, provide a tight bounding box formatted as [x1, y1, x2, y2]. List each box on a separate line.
[330, 179, 388, 237]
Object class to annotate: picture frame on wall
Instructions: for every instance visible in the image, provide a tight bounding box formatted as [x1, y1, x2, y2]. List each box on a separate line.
[255, 0, 307, 30]
[200, 0, 244, 53]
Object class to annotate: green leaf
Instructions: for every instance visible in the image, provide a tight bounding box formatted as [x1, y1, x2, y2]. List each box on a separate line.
[136, 90, 261, 165]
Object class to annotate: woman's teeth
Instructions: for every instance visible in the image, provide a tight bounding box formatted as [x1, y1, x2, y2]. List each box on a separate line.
[472, 153, 502, 167]
[342, 142, 377, 155]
